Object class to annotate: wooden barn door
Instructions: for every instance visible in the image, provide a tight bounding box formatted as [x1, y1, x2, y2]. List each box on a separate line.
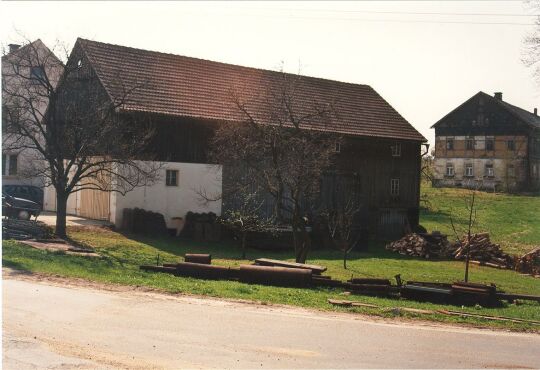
[377, 208, 407, 240]
[78, 171, 110, 221]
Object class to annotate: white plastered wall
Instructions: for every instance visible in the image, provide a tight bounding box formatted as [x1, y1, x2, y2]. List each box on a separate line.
[111, 161, 222, 228]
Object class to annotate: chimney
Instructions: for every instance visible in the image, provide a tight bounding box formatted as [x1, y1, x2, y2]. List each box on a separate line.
[535, 108, 538, 116]
[8, 44, 21, 53]
[494, 92, 503, 101]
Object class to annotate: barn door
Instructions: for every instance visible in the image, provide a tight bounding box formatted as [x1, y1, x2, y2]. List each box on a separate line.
[377, 208, 407, 240]
[79, 188, 110, 220]
[78, 169, 110, 221]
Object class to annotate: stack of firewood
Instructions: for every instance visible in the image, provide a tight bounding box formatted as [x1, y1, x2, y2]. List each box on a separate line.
[452, 232, 514, 269]
[385, 232, 451, 259]
[515, 248, 540, 276]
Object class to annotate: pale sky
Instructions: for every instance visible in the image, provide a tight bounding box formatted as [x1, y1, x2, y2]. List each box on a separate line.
[1, 1, 539, 145]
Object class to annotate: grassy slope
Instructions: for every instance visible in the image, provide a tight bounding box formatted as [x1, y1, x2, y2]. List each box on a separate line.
[3, 225, 540, 332]
[420, 182, 540, 255]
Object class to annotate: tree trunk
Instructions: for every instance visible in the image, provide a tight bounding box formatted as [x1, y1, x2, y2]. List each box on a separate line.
[343, 250, 348, 269]
[55, 190, 68, 238]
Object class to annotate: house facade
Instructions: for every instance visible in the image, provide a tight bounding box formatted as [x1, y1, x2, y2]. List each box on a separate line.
[432, 92, 540, 192]
[2, 40, 63, 187]
[47, 38, 426, 238]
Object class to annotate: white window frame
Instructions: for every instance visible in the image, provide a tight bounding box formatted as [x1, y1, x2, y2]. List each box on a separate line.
[165, 169, 179, 187]
[465, 163, 474, 177]
[390, 178, 400, 197]
[485, 164, 494, 177]
[391, 143, 401, 157]
[445, 163, 454, 177]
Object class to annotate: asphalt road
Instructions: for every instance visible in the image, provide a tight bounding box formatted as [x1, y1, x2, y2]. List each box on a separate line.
[3, 276, 540, 369]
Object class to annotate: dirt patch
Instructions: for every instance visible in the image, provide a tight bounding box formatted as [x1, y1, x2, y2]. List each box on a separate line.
[20, 240, 100, 257]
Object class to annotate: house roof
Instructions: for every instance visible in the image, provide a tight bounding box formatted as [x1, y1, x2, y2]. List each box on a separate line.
[2, 39, 63, 66]
[77, 38, 426, 142]
[432, 91, 540, 129]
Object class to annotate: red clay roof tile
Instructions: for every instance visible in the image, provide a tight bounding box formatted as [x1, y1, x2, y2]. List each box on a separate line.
[78, 38, 426, 142]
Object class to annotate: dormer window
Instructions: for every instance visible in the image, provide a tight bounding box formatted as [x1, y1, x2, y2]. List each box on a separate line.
[334, 142, 341, 153]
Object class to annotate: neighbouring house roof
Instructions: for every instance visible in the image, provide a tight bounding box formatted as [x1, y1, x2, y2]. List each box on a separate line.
[76, 38, 426, 142]
[2, 39, 63, 67]
[432, 91, 540, 129]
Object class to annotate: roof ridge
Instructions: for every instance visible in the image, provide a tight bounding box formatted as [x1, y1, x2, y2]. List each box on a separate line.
[76, 38, 372, 89]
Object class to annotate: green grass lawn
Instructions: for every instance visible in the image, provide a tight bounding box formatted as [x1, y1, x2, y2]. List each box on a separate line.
[3, 224, 540, 332]
[2, 182, 539, 332]
[420, 182, 540, 255]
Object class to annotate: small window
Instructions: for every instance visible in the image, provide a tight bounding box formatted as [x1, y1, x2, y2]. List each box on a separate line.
[390, 178, 399, 197]
[334, 142, 341, 153]
[30, 66, 46, 82]
[507, 165, 515, 178]
[465, 163, 474, 177]
[533, 164, 538, 178]
[486, 138, 494, 151]
[485, 164, 494, 177]
[466, 138, 475, 150]
[165, 169, 178, 186]
[77, 59, 83, 69]
[391, 143, 401, 157]
[8, 154, 17, 175]
[446, 163, 454, 177]
[507, 140, 515, 151]
[2, 154, 18, 176]
[446, 138, 454, 151]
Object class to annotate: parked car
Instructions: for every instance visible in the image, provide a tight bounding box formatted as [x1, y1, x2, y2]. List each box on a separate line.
[2, 193, 41, 220]
[2, 185, 43, 208]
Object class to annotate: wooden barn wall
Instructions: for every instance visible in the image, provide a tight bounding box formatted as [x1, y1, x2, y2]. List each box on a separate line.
[221, 135, 423, 236]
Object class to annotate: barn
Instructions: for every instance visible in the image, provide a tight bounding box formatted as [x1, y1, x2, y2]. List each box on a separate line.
[45, 38, 426, 238]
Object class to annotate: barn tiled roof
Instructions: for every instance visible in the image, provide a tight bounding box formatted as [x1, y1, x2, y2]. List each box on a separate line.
[77, 38, 425, 141]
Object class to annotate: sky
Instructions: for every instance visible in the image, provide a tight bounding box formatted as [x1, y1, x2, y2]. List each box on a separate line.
[1, 1, 539, 145]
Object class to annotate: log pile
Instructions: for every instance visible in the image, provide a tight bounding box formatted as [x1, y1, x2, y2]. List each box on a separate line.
[452, 233, 514, 269]
[385, 232, 451, 258]
[515, 247, 540, 276]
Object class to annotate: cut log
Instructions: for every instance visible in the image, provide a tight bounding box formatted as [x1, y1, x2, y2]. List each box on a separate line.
[253, 258, 326, 274]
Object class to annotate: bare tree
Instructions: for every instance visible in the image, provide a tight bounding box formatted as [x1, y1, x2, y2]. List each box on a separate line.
[324, 198, 361, 269]
[2, 39, 160, 237]
[219, 191, 274, 259]
[523, 0, 540, 86]
[450, 183, 481, 282]
[210, 72, 340, 263]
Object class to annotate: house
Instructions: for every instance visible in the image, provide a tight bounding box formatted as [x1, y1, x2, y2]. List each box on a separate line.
[46, 38, 426, 237]
[431, 91, 540, 192]
[2, 40, 63, 187]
